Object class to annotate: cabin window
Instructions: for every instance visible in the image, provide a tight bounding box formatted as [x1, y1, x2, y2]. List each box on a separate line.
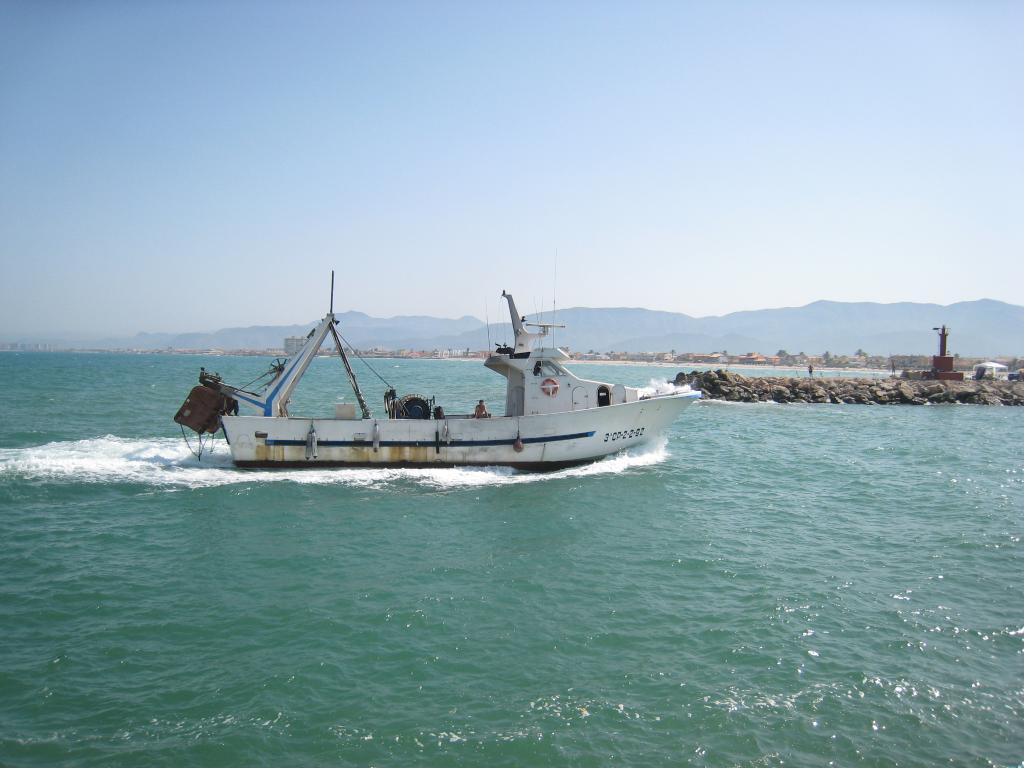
[597, 386, 611, 406]
[533, 360, 566, 377]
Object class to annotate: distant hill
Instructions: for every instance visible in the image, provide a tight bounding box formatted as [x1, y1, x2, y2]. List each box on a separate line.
[516, 299, 1023, 356]
[700, 299, 1024, 357]
[32, 299, 1024, 356]
[83, 312, 484, 352]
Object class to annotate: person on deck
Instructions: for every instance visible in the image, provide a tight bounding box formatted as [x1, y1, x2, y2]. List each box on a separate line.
[473, 400, 490, 418]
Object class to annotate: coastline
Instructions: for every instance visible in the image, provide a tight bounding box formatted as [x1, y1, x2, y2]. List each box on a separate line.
[566, 358, 895, 376]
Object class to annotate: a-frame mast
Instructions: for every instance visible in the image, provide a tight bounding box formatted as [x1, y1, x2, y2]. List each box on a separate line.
[219, 272, 372, 418]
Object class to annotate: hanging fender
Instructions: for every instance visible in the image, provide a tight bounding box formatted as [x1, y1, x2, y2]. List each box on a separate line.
[305, 422, 318, 460]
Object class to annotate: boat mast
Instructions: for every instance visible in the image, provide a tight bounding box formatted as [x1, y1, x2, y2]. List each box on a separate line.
[329, 322, 372, 419]
[205, 274, 373, 418]
[325, 270, 372, 418]
[324, 270, 372, 419]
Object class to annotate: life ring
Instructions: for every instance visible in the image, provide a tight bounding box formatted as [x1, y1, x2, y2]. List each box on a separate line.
[540, 377, 559, 396]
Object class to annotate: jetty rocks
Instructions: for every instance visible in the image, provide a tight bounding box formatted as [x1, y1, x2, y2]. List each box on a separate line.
[673, 370, 1024, 406]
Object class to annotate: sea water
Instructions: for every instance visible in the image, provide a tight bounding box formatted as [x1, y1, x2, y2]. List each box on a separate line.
[0, 353, 1021, 767]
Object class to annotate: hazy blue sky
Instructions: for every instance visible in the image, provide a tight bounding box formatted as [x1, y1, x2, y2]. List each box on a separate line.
[1, 1, 1021, 338]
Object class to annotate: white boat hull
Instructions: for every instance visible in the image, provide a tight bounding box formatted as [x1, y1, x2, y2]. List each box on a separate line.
[221, 392, 698, 470]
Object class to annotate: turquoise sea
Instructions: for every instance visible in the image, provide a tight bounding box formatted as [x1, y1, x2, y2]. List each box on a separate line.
[1, 352, 1021, 767]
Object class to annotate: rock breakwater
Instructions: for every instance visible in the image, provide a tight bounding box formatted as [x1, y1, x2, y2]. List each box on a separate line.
[674, 369, 1024, 406]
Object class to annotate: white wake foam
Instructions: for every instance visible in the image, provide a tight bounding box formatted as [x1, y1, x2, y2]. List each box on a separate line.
[0, 435, 670, 490]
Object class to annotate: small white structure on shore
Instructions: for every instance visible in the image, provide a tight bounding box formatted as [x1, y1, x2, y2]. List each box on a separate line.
[973, 361, 1009, 380]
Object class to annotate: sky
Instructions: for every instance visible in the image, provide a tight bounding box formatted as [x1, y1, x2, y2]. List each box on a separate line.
[1, 1, 1021, 339]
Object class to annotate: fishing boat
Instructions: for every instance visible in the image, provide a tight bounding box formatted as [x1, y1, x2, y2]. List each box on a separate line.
[174, 283, 700, 470]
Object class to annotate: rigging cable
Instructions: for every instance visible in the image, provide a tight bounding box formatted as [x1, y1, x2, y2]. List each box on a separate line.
[180, 424, 217, 461]
[236, 360, 284, 392]
[332, 327, 394, 389]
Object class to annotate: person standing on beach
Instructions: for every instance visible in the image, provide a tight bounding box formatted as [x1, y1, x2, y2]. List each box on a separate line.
[808, 364, 814, 378]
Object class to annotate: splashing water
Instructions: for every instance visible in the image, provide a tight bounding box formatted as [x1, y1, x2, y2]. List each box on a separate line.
[636, 378, 694, 398]
[0, 435, 670, 490]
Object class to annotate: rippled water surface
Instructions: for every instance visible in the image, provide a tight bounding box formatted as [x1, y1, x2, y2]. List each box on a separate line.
[1, 353, 1021, 767]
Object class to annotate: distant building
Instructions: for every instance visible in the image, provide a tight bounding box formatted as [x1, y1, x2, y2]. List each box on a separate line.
[735, 352, 767, 365]
[284, 336, 306, 356]
[1, 342, 53, 352]
[692, 352, 727, 364]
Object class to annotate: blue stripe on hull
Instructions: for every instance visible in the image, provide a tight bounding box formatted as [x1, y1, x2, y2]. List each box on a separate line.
[264, 430, 596, 448]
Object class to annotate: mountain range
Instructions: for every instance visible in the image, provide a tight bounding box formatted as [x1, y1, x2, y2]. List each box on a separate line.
[30, 299, 1024, 357]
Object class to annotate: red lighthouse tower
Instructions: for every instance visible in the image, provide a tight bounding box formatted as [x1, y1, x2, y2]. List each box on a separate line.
[929, 325, 964, 381]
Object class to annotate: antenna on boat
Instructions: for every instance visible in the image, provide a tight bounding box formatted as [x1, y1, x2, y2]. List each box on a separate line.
[485, 300, 491, 352]
[330, 270, 335, 314]
[552, 249, 558, 349]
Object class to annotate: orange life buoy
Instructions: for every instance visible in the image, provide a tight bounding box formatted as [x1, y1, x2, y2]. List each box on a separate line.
[540, 377, 559, 396]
